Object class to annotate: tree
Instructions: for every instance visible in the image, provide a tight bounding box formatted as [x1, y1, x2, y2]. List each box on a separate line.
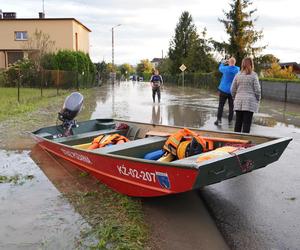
[185, 28, 217, 72]
[263, 63, 297, 80]
[119, 63, 134, 78]
[168, 11, 198, 74]
[23, 29, 55, 71]
[95, 61, 110, 82]
[136, 59, 153, 76]
[168, 11, 216, 74]
[255, 53, 279, 74]
[216, 0, 265, 66]
[157, 58, 172, 74]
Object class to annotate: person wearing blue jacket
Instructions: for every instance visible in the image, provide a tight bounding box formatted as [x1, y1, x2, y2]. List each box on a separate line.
[214, 57, 240, 126]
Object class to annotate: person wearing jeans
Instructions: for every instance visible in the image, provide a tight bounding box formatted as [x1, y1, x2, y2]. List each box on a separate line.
[150, 69, 163, 103]
[231, 57, 261, 133]
[214, 57, 240, 126]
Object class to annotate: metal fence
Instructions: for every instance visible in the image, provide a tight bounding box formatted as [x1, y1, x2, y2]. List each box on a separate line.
[163, 71, 220, 90]
[0, 69, 98, 101]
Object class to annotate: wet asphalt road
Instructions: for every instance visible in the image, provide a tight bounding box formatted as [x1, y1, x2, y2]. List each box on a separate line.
[91, 81, 300, 250]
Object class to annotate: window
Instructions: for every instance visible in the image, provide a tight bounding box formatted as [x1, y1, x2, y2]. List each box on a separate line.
[7, 52, 24, 65]
[15, 31, 28, 41]
[75, 32, 78, 51]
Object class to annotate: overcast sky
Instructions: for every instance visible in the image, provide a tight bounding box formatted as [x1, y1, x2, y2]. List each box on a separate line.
[2, 0, 300, 65]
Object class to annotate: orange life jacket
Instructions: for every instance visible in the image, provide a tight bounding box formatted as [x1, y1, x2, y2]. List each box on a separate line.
[88, 134, 129, 149]
[163, 128, 209, 156]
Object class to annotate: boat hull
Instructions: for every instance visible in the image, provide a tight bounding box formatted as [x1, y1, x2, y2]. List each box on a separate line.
[37, 139, 199, 197]
[32, 119, 292, 197]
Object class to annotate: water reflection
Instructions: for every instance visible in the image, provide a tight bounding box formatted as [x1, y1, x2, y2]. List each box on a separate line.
[0, 149, 92, 250]
[151, 104, 162, 124]
[91, 82, 300, 130]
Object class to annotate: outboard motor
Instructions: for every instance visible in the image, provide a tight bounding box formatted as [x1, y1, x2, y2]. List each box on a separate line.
[58, 92, 84, 136]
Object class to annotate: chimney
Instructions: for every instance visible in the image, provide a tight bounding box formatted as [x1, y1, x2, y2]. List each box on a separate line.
[3, 12, 17, 19]
[39, 12, 45, 19]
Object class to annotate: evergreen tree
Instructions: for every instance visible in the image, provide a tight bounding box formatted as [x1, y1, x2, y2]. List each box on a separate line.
[186, 28, 217, 73]
[169, 11, 216, 74]
[168, 11, 198, 74]
[217, 0, 265, 66]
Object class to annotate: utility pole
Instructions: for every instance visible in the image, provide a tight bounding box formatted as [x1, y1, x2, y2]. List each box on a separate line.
[111, 24, 121, 84]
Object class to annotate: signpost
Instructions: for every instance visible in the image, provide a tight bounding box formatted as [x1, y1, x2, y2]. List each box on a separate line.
[179, 64, 187, 87]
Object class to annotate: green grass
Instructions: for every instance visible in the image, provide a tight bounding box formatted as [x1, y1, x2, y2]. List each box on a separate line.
[0, 174, 34, 184]
[67, 184, 149, 250]
[0, 87, 71, 121]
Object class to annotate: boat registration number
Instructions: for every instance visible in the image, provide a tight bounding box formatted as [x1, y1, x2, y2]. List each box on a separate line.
[117, 165, 156, 183]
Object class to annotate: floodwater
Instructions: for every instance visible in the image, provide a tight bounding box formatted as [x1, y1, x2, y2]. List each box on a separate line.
[1, 81, 300, 249]
[92, 82, 300, 249]
[0, 149, 95, 250]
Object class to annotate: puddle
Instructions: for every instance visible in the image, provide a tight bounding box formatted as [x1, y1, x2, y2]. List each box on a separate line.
[0, 149, 94, 250]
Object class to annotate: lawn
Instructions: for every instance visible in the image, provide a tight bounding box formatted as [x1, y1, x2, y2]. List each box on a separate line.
[0, 87, 69, 121]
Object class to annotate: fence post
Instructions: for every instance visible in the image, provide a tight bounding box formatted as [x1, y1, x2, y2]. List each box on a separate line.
[76, 70, 79, 91]
[40, 70, 43, 97]
[285, 81, 288, 103]
[56, 69, 59, 95]
[17, 69, 20, 103]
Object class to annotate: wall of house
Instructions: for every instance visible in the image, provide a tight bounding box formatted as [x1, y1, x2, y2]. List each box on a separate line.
[72, 20, 89, 53]
[0, 20, 75, 51]
[0, 19, 89, 52]
[0, 51, 5, 68]
[261, 80, 300, 104]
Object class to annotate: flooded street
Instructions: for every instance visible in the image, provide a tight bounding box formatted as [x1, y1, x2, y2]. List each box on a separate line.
[1, 81, 300, 249]
[91, 81, 300, 249]
[0, 149, 93, 250]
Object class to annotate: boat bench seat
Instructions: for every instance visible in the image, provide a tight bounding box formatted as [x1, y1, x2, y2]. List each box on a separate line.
[54, 128, 126, 145]
[172, 154, 200, 164]
[94, 136, 167, 158]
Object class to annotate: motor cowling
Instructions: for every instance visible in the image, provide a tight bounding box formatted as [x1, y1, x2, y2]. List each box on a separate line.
[58, 92, 83, 136]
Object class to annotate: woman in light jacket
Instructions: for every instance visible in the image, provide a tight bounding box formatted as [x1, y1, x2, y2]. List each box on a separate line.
[231, 57, 261, 133]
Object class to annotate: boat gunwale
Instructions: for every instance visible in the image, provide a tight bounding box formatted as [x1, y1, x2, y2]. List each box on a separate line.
[31, 122, 293, 170]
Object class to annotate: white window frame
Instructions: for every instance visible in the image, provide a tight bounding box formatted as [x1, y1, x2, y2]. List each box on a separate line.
[15, 31, 28, 41]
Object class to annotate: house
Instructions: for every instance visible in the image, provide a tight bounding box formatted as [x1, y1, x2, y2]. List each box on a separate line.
[151, 58, 163, 69]
[279, 62, 300, 77]
[0, 11, 91, 69]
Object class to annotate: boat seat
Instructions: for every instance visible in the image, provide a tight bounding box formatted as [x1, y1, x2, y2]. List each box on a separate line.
[54, 128, 126, 145]
[93, 136, 167, 158]
[172, 154, 201, 164]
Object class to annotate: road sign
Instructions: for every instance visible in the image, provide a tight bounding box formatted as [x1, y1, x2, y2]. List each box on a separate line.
[179, 64, 187, 72]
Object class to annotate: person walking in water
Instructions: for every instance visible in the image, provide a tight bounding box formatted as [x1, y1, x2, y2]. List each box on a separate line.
[150, 69, 163, 103]
[231, 57, 261, 133]
[214, 57, 240, 126]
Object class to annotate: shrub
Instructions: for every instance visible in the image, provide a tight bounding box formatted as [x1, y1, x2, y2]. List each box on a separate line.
[263, 63, 297, 80]
[41, 53, 58, 70]
[55, 50, 78, 71]
[5, 59, 38, 87]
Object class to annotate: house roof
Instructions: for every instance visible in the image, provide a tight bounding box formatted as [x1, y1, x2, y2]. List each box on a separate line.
[280, 62, 300, 70]
[151, 58, 163, 63]
[0, 18, 91, 32]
